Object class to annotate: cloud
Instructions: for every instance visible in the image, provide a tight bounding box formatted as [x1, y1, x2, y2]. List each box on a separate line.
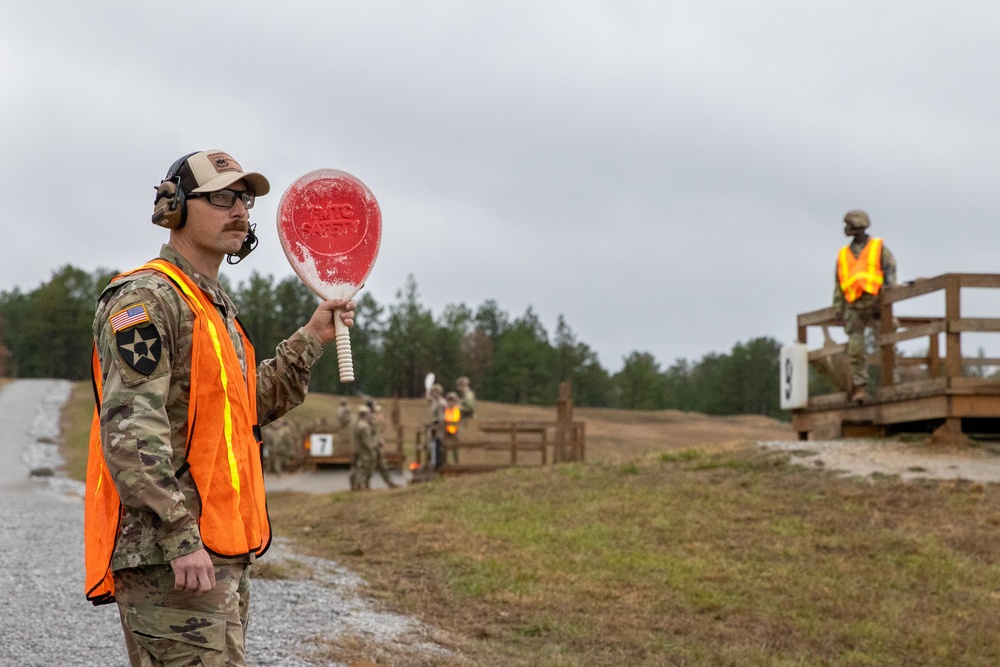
[2, 1, 999, 371]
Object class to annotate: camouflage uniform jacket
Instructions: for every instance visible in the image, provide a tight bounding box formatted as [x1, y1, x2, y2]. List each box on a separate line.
[459, 388, 476, 418]
[336, 405, 351, 430]
[94, 245, 324, 571]
[428, 396, 446, 438]
[372, 413, 386, 448]
[832, 237, 897, 316]
[353, 418, 376, 458]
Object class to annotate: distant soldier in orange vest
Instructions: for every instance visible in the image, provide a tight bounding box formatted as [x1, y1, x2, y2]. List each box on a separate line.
[444, 391, 462, 464]
[834, 210, 896, 402]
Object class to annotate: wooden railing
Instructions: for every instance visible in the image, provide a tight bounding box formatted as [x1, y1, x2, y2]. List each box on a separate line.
[412, 382, 585, 474]
[412, 419, 586, 473]
[797, 273, 1000, 406]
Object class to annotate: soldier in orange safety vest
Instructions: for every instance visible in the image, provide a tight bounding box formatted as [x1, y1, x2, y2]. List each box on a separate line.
[444, 391, 462, 464]
[84, 150, 356, 666]
[833, 210, 896, 403]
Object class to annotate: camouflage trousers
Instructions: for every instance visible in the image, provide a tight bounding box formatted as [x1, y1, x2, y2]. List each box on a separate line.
[114, 563, 251, 667]
[844, 295, 880, 387]
[445, 433, 460, 464]
[430, 437, 444, 470]
[373, 448, 396, 487]
[350, 448, 374, 490]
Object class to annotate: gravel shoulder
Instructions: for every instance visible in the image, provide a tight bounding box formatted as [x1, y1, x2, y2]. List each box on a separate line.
[0, 379, 451, 667]
[759, 437, 1000, 482]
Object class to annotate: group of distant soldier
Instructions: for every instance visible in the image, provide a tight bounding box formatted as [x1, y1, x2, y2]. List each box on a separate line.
[262, 375, 478, 483]
[425, 376, 476, 470]
[260, 398, 399, 491]
[260, 418, 306, 474]
[261, 415, 342, 475]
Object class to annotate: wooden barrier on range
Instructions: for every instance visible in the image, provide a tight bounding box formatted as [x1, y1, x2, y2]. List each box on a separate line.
[413, 382, 586, 476]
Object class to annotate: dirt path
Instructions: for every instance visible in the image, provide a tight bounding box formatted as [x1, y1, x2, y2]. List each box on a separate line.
[759, 438, 1000, 482]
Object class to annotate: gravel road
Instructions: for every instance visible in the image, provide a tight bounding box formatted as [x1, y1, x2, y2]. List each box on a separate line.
[0, 379, 449, 667]
[759, 437, 1000, 482]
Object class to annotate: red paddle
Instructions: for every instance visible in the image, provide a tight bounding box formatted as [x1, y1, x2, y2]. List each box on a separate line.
[276, 169, 382, 382]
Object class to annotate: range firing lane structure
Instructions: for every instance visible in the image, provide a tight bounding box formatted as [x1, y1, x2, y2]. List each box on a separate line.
[413, 383, 585, 476]
[787, 273, 1000, 442]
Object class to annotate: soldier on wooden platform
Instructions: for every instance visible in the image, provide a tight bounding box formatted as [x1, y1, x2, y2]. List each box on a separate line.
[833, 210, 896, 403]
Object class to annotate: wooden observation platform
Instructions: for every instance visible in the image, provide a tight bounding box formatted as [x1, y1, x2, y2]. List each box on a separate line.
[792, 273, 1000, 442]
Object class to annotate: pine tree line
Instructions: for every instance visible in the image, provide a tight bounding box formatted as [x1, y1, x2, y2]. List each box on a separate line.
[0, 265, 786, 417]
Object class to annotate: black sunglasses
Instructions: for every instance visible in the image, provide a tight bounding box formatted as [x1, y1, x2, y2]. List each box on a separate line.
[189, 189, 255, 210]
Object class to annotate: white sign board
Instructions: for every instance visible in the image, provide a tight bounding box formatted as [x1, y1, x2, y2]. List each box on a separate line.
[309, 433, 334, 457]
[779, 344, 809, 410]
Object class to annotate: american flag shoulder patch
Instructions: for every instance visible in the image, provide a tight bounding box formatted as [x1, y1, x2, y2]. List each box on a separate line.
[109, 304, 151, 333]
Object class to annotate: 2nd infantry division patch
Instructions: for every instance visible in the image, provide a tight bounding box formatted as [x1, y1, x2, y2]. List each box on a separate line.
[115, 324, 162, 376]
[110, 304, 161, 376]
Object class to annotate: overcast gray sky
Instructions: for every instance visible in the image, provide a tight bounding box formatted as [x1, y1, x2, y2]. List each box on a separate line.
[2, 2, 998, 372]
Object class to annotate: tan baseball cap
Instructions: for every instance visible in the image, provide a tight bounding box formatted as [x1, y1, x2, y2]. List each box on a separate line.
[177, 150, 270, 196]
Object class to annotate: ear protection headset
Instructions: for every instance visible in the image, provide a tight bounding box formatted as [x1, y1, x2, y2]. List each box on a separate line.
[151, 151, 261, 264]
[151, 152, 196, 229]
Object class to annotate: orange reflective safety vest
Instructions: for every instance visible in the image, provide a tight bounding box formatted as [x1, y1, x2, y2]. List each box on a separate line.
[837, 238, 884, 304]
[85, 259, 269, 605]
[444, 405, 461, 435]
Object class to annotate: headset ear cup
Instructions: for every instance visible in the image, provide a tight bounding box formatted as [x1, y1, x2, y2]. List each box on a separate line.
[151, 179, 186, 229]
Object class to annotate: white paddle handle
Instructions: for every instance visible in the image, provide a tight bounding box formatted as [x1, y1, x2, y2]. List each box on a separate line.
[334, 311, 355, 382]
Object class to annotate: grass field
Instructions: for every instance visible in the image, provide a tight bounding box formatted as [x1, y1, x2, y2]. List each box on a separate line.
[61, 383, 1000, 666]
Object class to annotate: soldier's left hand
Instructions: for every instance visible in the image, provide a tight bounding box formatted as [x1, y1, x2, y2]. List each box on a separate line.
[304, 299, 356, 344]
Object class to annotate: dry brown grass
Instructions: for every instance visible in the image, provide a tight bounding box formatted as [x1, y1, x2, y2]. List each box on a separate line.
[574, 406, 792, 462]
[60, 381, 94, 481]
[293, 393, 795, 465]
[68, 384, 1000, 665]
[270, 449, 1000, 666]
